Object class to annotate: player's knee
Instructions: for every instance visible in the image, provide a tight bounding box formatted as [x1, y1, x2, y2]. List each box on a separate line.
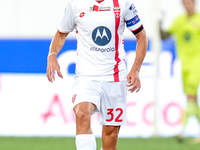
[74, 110, 91, 124]
[75, 110, 92, 133]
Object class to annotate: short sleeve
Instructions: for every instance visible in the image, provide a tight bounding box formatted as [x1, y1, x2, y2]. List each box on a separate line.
[124, 0, 143, 32]
[58, 2, 75, 33]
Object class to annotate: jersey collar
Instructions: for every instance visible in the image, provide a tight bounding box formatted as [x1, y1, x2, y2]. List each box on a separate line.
[96, 0, 104, 4]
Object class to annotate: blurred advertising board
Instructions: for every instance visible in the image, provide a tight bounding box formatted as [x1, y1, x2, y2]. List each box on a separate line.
[0, 38, 199, 137]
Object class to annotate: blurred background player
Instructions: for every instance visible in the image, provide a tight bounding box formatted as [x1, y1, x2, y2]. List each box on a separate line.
[160, 0, 200, 143]
[46, 0, 148, 149]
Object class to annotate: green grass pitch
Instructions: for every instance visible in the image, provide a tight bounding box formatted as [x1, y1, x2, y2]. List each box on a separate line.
[0, 137, 199, 150]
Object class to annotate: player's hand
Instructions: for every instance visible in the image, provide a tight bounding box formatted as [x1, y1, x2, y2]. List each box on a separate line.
[46, 54, 63, 82]
[127, 69, 141, 93]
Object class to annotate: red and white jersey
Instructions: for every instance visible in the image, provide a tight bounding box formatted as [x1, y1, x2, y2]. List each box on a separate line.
[58, 0, 143, 81]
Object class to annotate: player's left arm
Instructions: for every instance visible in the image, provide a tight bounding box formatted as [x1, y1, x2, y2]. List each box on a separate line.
[127, 28, 148, 93]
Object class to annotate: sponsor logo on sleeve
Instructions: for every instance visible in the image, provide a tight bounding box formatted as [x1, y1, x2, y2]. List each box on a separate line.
[126, 15, 140, 27]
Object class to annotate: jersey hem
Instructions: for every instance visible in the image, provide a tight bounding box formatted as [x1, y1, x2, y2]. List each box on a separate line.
[74, 75, 127, 82]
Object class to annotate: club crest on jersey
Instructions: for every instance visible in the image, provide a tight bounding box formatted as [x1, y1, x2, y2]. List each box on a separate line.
[89, 5, 111, 11]
[113, 7, 120, 18]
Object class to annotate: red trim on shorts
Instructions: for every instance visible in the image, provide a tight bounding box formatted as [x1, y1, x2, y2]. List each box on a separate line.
[113, 0, 121, 82]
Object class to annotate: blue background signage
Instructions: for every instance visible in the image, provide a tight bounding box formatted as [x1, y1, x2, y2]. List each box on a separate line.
[0, 39, 175, 74]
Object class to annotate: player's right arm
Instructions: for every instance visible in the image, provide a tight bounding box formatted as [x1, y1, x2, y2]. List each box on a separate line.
[46, 31, 69, 82]
[47, 1, 75, 82]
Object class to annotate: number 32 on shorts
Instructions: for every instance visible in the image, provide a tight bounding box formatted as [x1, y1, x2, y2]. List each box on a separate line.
[106, 108, 123, 122]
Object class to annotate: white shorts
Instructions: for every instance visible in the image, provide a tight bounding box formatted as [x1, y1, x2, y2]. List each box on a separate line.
[71, 77, 127, 126]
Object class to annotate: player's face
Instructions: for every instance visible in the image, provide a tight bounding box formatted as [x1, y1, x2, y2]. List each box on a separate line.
[183, 0, 195, 13]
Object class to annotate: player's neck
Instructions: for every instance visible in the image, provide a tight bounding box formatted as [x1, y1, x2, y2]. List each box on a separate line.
[187, 10, 195, 16]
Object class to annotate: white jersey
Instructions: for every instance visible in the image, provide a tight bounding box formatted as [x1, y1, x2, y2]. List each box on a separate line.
[58, 0, 143, 81]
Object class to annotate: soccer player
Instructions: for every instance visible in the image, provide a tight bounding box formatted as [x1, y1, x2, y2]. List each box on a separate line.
[160, 0, 200, 143]
[47, 0, 148, 149]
